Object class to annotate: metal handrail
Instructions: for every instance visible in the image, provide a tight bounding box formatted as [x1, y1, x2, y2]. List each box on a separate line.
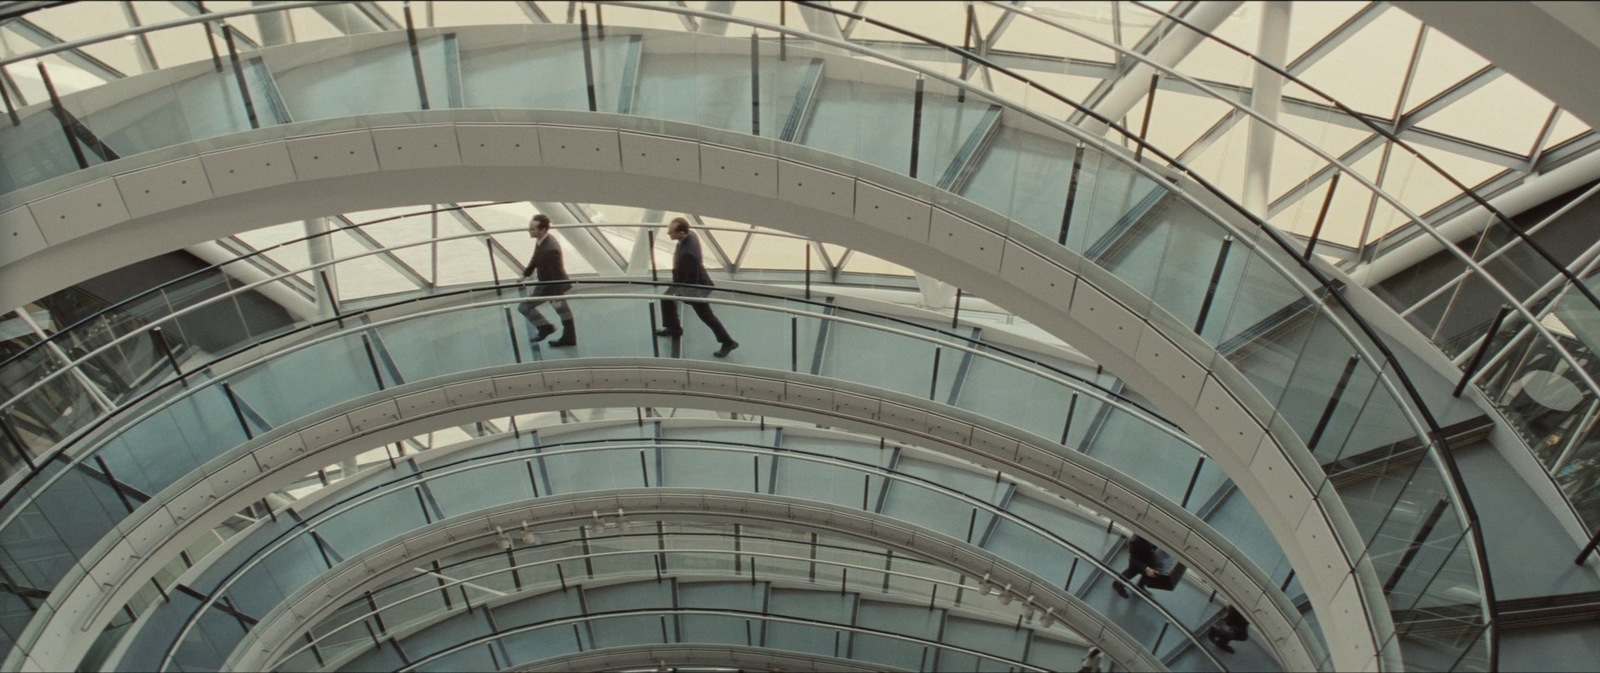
[0, 221, 1174, 442]
[193, 438, 1220, 670]
[0, 2, 1500, 666]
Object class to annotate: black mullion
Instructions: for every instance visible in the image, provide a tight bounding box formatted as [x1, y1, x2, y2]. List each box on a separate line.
[808, 300, 836, 375]
[945, 328, 980, 406]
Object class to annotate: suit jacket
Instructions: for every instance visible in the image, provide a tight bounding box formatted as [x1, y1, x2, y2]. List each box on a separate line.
[667, 231, 714, 297]
[1127, 536, 1162, 572]
[672, 231, 714, 286]
[523, 234, 572, 295]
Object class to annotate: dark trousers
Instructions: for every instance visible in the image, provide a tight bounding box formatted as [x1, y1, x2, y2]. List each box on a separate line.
[660, 299, 732, 344]
[1121, 565, 1151, 589]
[518, 291, 572, 330]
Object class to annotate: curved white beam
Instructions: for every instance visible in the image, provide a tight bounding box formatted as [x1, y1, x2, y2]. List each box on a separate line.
[34, 359, 1308, 673]
[0, 115, 1381, 670]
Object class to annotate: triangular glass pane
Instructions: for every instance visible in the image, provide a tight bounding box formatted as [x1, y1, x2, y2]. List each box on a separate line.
[1284, 149, 1385, 248]
[1262, 107, 1377, 224]
[990, 2, 1119, 62]
[692, 216, 747, 270]
[845, 3, 968, 45]
[1415, 74, 1554, 155]
[328, 232, 419, 300]
[1284, 2, 1369, 68]
[1545, 110, 1592, 150]
[1141, 92, 1233, 165]
[1184, 117, 1252, 198]
[236, 222, 313, 283]
[1394, 144, 1505, 215]
[418, 1, 530, 28]
[353, 206, 447, 282]
[285, 5, 352, 43]
[431, 212, 497, 287]
[129, 2, 216, 71]
[1402, 28, 1490, 111]
[736, 231, 809, 270]
[1296, 7, 1420, 115]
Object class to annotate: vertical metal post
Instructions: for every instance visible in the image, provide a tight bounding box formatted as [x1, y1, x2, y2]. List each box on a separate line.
[1192, 235, 1233, 334]
[790, 316, 799, 372]
[648, 305, 661, 358]
[319, 270, 344, 328]
[505, 307, 523, 363]
[1303, 174, 1341, 260]
[1134, 74, 1158, 163]
[220, 26, 260, 129]
[1308, 355, 1361, 450]
[1181, 456, 1205, 508]
[805, 245, 812, 300]
[957, 3, 974, 103]
[1578, 528, 1600, 566]
[1058, 144, 1084, 246]
[749, 32, 761, 136]
[595, 3, 605, 40]
[1059, 394, 1078, 445]
[929, 347, 942, 400]
[151, 326, 185, 384]
[909, 76, 925, 178]
[579, 9, 598, 112]
[951, 288, 963, 328]
[779, 1, 787, 61]
[38, 63, 87, 169]
[196, 1, 224, 72]
[1455, 306, 1512, 397]
[488, 239, 501, 295]
[0, 76, 19, 126]
[404, 3, 430, 110]
[222, 382, 254, 439]
[361, 333, 385, 390]
[648, 230, 659, 282]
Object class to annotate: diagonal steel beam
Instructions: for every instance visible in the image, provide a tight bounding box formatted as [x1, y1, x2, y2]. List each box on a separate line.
[331, 214, 434, 291]
[7, 18, 125, 81]
[1076, 0, 1241, 136]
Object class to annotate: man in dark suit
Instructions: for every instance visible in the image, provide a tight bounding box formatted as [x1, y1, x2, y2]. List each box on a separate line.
[655, 217, 738, 357]
[518, 214, 576, 347]
[1208, 606, 1250, 654]
[1114, 534, 1170, 598]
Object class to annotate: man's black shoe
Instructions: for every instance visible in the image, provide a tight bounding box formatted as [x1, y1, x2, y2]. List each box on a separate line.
[713, 341, 739, 358]
[655, 328, 683, 337]
[1113, 583, 1129, 598]
[533, 325, 557, 342]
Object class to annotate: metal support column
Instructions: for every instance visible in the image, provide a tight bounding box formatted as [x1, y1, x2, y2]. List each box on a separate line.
[1242, 2, 1291, 218]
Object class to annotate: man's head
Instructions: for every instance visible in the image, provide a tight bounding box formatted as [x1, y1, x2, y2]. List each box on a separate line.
[667, 216, 691, 241]
[529, 214, 551, 238]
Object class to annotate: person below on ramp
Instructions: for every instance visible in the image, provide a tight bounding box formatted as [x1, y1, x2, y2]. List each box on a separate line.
[655, 217, 738, 358]
[518, 213, 576, 347]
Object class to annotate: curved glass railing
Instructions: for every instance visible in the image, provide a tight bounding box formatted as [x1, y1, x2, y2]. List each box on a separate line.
[0, 4, 1497, 668]
[817, 0, 1600, 555]
[129, 428, 1241, 671]
[2, 282, 1316, 669]
[270, 523, 1116, 671]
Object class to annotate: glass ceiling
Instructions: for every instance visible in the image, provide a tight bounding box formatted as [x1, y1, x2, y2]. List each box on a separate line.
[0, 1, 1592, 260]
